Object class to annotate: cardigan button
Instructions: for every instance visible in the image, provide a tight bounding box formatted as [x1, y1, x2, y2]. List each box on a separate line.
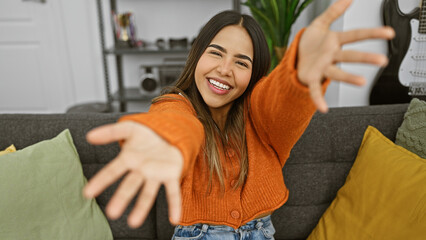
[231, 210, 240, 219]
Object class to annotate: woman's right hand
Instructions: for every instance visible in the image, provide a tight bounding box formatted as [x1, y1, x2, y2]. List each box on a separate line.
[83, 121, 183, 228]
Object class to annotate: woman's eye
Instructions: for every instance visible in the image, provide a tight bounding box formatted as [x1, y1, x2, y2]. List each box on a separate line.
[236, 61, 249, 68]
[209, 51, 222, 57]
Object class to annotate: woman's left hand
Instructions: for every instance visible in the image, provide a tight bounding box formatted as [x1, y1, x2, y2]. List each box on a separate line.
[297, 0, 395, 113]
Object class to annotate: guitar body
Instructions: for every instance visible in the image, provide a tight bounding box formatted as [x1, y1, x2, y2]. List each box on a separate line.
[369, 0, 419, 105]
[399, 19, 426, 86]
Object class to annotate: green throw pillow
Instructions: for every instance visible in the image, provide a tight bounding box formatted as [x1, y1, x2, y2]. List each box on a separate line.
[396, 98, 426, 158]
[0, 129, 113, 240]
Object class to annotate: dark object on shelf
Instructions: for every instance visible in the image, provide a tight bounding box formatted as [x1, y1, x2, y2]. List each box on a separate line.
[116, 39, 133, 48]
[160, 65, 184, 86]
[169, 37, 188, 49]
[139, 66, 160, 97]
[160, 58, 186, 86]
[156, 38, 166, 49]
[138, 63, 185, 98]
[66, 102, 111, 113]
[141, 78, 157, 92]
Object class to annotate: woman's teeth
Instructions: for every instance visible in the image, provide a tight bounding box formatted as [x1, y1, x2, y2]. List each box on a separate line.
[208, 79, 230, 90]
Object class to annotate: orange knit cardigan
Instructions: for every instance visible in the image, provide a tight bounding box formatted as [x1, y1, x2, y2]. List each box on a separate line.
[119, 30, 329, 229]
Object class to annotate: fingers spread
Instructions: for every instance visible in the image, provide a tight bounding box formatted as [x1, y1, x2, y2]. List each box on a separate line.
[86, 121, 135, 145]
[324, 65, 365, 86]
[106, 172, 144, 220]
[338, 27, 395, 45]
[83, 154, 128, 198]
[314, 0, 353, 27]
[165, 180, 182, 225]
[335, 50, 388, 66]
[128, 180, 161, 228]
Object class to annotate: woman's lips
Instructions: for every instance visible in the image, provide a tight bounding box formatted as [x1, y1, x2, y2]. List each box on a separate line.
[207, 78, 231, 95]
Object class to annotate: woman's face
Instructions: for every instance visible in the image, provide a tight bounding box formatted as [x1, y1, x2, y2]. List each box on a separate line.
[195, 25, 253, 117]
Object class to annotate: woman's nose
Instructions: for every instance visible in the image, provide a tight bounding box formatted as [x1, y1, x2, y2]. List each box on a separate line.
[217, 59, 232, 76]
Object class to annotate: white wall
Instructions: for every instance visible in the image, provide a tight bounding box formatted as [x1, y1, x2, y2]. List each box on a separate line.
[59, 0, 105, 106]
[399, 0, 421, 14]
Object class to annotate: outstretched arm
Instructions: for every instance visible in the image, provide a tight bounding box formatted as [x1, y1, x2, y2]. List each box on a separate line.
[83, 95, 204, 228]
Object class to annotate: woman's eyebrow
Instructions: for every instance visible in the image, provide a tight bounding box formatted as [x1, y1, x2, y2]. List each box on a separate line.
[208, 44, 253, 64]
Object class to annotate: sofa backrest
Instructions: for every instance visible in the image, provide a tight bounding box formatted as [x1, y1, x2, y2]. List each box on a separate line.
[0, 103, 409, 240]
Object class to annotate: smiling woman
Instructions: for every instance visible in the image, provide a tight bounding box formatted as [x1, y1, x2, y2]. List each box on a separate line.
[82, 0, 395, 239]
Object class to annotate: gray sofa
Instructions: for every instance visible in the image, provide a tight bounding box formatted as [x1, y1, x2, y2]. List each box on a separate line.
[0, 103, 409, 240]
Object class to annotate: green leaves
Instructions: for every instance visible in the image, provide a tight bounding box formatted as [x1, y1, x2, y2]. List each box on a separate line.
[242, 0, 315, 70]
[295, 0, 314, 20]
[271, 0, 279, 23]
[244, 1, 278, 45]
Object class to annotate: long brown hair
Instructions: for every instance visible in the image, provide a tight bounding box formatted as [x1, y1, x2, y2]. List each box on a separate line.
[153, 11, 270, 193]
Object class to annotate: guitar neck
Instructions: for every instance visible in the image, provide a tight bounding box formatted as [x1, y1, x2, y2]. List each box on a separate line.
[419, 0, 426, 33]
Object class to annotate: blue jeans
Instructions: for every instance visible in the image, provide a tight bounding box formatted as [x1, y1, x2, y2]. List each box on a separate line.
[171, 215, 275, 240]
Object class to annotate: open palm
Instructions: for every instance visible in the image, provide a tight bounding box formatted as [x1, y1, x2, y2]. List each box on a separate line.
[83, 121, 183, 228]
[297, 0, 395, 112]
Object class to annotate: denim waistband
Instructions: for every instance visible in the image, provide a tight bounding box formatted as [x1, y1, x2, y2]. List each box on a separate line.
[177, 215, 272, 232]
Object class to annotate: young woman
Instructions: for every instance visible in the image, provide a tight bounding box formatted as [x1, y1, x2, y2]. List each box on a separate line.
[83, 0, 394, 239]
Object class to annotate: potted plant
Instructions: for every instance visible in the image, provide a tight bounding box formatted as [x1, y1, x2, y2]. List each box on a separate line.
[243, 0, 315, 70]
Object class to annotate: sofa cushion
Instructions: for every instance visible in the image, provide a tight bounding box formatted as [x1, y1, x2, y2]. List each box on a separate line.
[307, 126, 426, 240]
[395, 98, 426, 158]
[0, 129, 113, 240]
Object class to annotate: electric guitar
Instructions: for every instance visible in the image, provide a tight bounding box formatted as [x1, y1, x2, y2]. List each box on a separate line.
[370, 0, 426, 105]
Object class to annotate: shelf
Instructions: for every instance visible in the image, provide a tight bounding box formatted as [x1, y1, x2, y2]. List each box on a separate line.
[104, 46, 190, 55]
[112, 88, 157, 102]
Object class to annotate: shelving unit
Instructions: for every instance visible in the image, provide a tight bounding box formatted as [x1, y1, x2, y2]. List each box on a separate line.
[96, 0, 241, 112]
[104, 47, 190, 55]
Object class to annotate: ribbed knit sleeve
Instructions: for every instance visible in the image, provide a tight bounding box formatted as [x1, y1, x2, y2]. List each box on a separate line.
[118, 94, 204, 177]
[249, 29, 330, 167]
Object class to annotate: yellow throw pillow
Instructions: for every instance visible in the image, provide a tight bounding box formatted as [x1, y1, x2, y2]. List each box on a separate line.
[308, 126, 426, 240]
[0, 145, 16, 156]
